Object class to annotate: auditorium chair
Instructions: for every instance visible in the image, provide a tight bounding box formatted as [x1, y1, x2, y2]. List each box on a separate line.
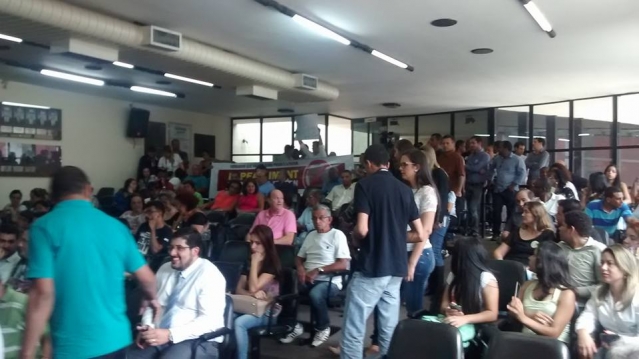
[229, 224, 251, 242]
[213, 261, 244, 294]
[484, 331, 569, 359]
[191, 294, 235, 359]
[485, 259, 527, 319]
[384, 319, 463, 359]
[218, 240, 250, 266]
[206, 210, 230, 227]
[229, 213, 256, 227]
[276, 244, 297, 269]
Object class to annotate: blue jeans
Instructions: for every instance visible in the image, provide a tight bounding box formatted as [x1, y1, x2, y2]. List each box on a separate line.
[402, 248, 435, 316]
[430, 221, 449, 267]
[301, 281, 340, 330]
[234, 313, 269, 359]
[340, 273, 403, 359]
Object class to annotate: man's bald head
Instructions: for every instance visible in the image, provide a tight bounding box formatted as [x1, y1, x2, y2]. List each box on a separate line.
[269, 189, 285, 210]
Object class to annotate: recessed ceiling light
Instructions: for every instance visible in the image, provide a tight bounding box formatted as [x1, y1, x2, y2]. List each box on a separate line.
[277, 108, 295, 114]
[430, 18, 457, 27]
[471, 48, 494, 54]
[164, 73, 214, 87]
[382, 102, 401, 109]
[40, 69, 105, 86]
[84, 64, 103, 71]
[156, 80, 172, 85]
[113, 61, 134, 69]
[0, 33, 22, 43]
[130, 86, 177, 97]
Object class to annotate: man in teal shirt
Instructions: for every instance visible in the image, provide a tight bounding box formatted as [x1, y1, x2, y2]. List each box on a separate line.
[22, 166, 160, 359]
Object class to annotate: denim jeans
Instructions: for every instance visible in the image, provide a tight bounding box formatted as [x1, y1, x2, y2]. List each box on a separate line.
[340, 273, 403, 359]
[402, 248, 435, 316]
[465, 183, 484, 233]
[430, 220, 449, 267]
[234, 313, 270, 359]
[300, 281, 340, 330]
[428, 222, 449, 314]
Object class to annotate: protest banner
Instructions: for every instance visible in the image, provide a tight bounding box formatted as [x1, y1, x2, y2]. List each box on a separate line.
[209, 155, 354, 198]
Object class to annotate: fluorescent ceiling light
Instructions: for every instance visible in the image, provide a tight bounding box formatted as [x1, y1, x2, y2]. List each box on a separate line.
[508, 135, 529, 139]
[558, 138, 570, 142]
[474, 134, 491, 137]
[130, 86, 177, 98]
[292, 14, 351, 46]
[0, 33, 22, 43]
[578, 133, 591, 137]
[40, 69, 104, 86]
[371, 50, 408, 69]
[523, 1, 553, 32]
[2, 101, 50, 109]
[113, 61, 134, 69]
[164, 73, 214, 87]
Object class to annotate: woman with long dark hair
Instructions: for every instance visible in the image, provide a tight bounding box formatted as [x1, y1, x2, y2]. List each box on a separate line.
[174, 192, 208, 233]
[235, 225, 282, 359]
[441, 237, 499, 327]
[399, 148, 439, 316]
[507, 241, 575, 343]
[235, 178, 265, 214]
[582, 172, 609, 207]
[114, 178, 137, 215]
[548, 163, 578, 199]
[604, 164, 631, 204]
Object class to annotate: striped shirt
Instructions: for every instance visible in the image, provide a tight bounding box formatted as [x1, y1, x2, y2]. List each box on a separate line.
[0, 287, 45, 358]
[585, 200, 632, 236]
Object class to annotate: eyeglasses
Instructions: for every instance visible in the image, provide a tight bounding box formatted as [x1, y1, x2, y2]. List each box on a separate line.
[399, 162, 415, 168]
[169, 245, 191, 252]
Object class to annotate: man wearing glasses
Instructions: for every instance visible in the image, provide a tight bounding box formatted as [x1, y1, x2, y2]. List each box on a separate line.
[136, 201, 174, 272]
[130, 228, 226, 359]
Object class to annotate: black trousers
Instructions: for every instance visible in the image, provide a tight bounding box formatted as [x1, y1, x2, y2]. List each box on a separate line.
[127, 340, 219, 359]
[492, 189, 516, 236]
[91, 347, 127, 359]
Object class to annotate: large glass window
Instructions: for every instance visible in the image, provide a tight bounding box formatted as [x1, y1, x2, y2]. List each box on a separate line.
[232, 119, 260, 155]
[232, 155, 260, 163]
[496, 106, 528, 142]
[573, 149, 613, 178]
[293, 120, 326, 152]
[352, 120, 369, 157]
[573, 97, 613, 148]
[454, 110, 488, 142]
[533, 102, 569, 150]
[618, 147, 639, 186]
[327, 116, 352, 156]
[618, 94, 639, 146]
[417, 114, 450, 147]
[387, 117, 416, 143]
[261, 117, 292, 155]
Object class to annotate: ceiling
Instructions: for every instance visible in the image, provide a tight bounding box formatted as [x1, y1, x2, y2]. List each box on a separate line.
[0, 0, 638, 119]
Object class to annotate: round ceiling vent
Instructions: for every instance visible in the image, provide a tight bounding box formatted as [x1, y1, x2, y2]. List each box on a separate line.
[382, 103, 401, 109]
[471, 48, 494, 55]
[431, 18, 457, 27]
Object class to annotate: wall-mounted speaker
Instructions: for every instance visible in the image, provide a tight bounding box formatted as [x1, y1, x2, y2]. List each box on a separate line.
[127, 108, 150, 138]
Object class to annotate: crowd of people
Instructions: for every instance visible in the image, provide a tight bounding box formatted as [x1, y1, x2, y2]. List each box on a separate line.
[0, 134, 638, 359]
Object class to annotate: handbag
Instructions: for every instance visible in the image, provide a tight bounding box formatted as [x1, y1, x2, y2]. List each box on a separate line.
[230, 294, 270, 317]
[421, 315, 477, 348]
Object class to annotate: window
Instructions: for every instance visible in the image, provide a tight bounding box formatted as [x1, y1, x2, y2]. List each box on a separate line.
[352, 120, 369, 156]
[327, 116, 352, 156]
[261, 117, 292, 154]
[293, 120, 326, 152]
[232, 119, 260, 155]
[232, 155, 260, 163]
[417, 114, 450, 146]
[618, 148, 639, 187]
[496, 106, 528, 142]
[454, 111, 488, 142]
[573, 149, 613, 179]
[387, 117, 415, 143]
[573, 97, 613, 148]
[618, 94, 639, 146]
[532, 102, 569, 150]
[551, 151, 570, 169]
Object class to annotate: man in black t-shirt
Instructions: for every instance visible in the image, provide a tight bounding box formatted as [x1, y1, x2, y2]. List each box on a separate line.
[135, 201, 173, 272]
[340, 144, 425, 359]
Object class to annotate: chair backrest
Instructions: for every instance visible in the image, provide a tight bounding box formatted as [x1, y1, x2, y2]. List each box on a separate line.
[214, 261, 244, 294]
[229, 224, 252, 242]
[218, 240, 250, 265]
[229, 213, 256, 227]
[276, 245, 297, 269]
[206, 210, 229, 226]
[484, 331, 569, 359]
[486, 260, 527, 313]
[277, 268, 299, 327]
[96, 187, 115, 198]
[386, 319, 463, 359]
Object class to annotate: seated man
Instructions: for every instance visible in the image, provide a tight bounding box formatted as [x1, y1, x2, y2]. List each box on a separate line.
[557, 211, 606, 304]
[250, 190, 297, 245]
[181, 180, 204, 206]
[129, 228, 226, 359]
[0, 223, 21, 284]
[297, 190, 321, 244]
[531, 177, 565, 218]
[184, 165, 209, 196]
[281, 204, 350, 347]
[556, 199, 603, 244]
[136, 201, 173, 272]
[207, 180, 241, 212]
[585, 186, 639, 238]
[8, 227, 30, 293]
[325, 170, 355, 213]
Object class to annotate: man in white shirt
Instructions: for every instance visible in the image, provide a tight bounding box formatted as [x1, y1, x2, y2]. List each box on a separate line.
[128, 228, 226, 359]
[298, 135, 327, 159]
[281, 204, 351, 348]
[325, 170, 355, 213]
[0, 224, 21, 284]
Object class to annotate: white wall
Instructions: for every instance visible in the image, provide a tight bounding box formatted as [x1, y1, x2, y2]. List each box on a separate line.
[0, 80, 230, 197]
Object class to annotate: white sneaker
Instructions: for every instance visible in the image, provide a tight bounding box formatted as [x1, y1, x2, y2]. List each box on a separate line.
[311, 327, 331, 347]
[280, 323, 303, 344]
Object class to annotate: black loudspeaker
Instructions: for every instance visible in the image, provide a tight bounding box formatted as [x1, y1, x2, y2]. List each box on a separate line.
[127, 108, 150, 138]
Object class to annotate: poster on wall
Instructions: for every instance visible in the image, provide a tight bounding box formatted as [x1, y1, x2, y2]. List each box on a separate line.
[168, 123, 192, 160]
[0, 103, 62, 140]
[0, 141, 62, 177]
[209, 155, 354, 198]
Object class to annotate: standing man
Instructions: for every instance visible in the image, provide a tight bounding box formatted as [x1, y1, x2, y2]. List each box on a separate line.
[340, 144, 425, 359]
[513, 141, 526, 159]
[138, 146, 158, 179]
[525, 137, 549, 185]
[428, 133, 443, 153]
[22, 166, 159, 359]
[464, 136, 491, 236]
[437, 135, 466, 213]
[488, 141, 526, 241]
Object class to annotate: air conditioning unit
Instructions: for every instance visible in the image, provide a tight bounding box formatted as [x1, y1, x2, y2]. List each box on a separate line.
[142, 26, 182, 51]
[293, 74, 318, 90]
[236, 85, 278, 101]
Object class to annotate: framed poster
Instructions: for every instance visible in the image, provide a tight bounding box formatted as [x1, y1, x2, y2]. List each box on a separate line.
[0, 141, 62, 177]
[168, 122, 192, 159]
[0, 103, 62, 140]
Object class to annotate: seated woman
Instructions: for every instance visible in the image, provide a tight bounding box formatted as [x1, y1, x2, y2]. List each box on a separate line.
[441, 237, 499, 328]
[493, 201, 555, 267]
[114, 178, 137, 215]
[120, 194, 146, 233]
[576, 244, 639, 359]
[234, 225, 281, 359]
[622, 226, 639, 259]
[207, 180, 242, 212]
[236, 179, 264, 214]
[507, 241, 575, 344]
[158, 192, 180, 227]
[174, 192, 209, 233]
[137, 167, 158, 191]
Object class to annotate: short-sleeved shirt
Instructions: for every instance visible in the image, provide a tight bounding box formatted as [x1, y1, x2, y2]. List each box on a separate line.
[407, 186, 438, 252]
[210, 191, 239, 211]
[298, 228, 351, 289]
[354, 169, 420, 277]
[585, 200, 633, 236]
[0, 286, 47, 358]
[251, 209, 297, 240]
[241, 261, 280, 298]
[135, 222, 173, 272]
[504, 229, 555, 266]
[258, 181, 275, 197]
[437, 151, 466, 193]
[185, 175, 209, 191]
[28, 200, 146, 359]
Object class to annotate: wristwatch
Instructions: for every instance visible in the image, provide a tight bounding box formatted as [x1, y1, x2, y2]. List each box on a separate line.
[318, 267, 325, 273]
[169, 331, 173, 343]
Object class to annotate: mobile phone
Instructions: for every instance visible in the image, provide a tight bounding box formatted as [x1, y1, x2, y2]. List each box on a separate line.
[600, 332, 621, 346]
[449, 302, 462, 311]
[514, 282, 520, 297]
